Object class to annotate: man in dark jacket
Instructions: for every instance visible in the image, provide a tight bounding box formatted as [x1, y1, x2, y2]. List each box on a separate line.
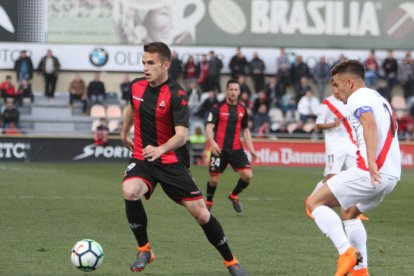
[14, 50, 33, 84]
[38, 49, 61, 98]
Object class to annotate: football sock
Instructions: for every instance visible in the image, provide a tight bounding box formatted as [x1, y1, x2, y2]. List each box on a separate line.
[312, 205, 350, 255]
[125, 199, 148, 247]
[206, 182, 217, 202]
[344, 218, 368, 269]
[201, 215, 233, 261]
[310, 180, 324, 196]
[232, 178, 249, 196]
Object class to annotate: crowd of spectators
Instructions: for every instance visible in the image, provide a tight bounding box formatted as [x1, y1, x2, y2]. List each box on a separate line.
[1, 47, 414, 141]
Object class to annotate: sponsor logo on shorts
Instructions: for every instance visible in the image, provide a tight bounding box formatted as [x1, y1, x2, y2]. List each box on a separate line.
[190, 191, 201, 195]
[126, 162, 136, 172]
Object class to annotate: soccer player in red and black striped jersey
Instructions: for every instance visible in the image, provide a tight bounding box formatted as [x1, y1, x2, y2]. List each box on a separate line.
[120, 42, 247, 276]
[205, 79, 257, 213]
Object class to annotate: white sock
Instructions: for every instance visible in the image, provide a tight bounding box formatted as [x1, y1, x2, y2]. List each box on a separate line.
[312, 206, 350, 255]
[344, 219, 368, 269]
[310, 180, 324, 196]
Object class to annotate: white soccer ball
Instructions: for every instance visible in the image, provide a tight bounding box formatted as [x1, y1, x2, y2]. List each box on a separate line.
[70, 239, 104, 272]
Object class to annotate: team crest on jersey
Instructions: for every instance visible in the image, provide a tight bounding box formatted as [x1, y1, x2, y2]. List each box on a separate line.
[159, 100, 166, 109]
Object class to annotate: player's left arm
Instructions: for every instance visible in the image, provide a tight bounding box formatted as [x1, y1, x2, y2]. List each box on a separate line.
[143, 126, 188, 162]
[359, 111, 380, 186]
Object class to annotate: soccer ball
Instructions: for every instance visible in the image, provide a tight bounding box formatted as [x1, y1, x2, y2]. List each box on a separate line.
[70, 239, 104, 272]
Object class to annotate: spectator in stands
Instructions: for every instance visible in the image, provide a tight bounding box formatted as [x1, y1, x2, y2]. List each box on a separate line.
[17, 79, 34, 105]
[2, 101, 20, 128]
[38, 49, 61, 98]
[399, 52, 414, 103]
[382, 49, 399, 91]
[189, 126, 207, 165]
[332, 53, 347, 68]
[14, 50, 33, 84]
[276, 47, 291, 96]
[284, 97, 299, 122]
[207, 50, 223, 92]
[265, 76, 283, 106]
[2, 121, 20, 135]
[94, 117, 109, 146]
[120, 74, 131, 104]
[196, 54, 210, 92]
[168, 51, 183, 82]
[295, 76, 312, 103]
[252, 90, 270, 115]
[229, 47, 248, 79]
[253, 103, 271, 133]
[257, 121, 271, 138]
[290, 55, 311, 95]
[187, 81, 201, 116]
[88, 73, 106, 105]
[183, 55, 197, 89]
[194, 90, 217, 121]
[312, 56, 331, 100]
[1, 75, 16, 103]
[377, 76, 391, 103]
[69, 74, 88, 114]
[239, 91, 253, 116]
[364, 50, 380, 89]
[297, 88, 320, 123]
[238, 75, 252, 98]
[249, 51, 266, 92]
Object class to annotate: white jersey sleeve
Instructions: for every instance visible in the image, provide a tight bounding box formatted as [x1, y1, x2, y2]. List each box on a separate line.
[347, 88, 401, 179]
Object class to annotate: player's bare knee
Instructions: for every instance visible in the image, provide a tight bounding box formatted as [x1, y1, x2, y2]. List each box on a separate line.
[240, 169, 253, 182]
[340, 207, 360, 220]
[122, 181, 147, 200]
[209, 176, 219, 186]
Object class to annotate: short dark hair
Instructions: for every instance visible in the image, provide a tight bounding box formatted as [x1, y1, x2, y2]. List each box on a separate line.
[226, 79, 240, 88]
[331, 59, 365, 80]
[143, 42, 171, 63]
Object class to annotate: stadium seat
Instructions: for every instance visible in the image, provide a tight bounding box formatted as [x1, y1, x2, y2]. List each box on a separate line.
[108, 119, 121, 132]
[90, 104, 106, 118]
[91, 119, 101, 131]
[287, 122, 298, 134]
[302, 122, 315, 133]
[106, 105, 122, 119]
[391, 95, 407, 119]
[268, 107, 284, 123]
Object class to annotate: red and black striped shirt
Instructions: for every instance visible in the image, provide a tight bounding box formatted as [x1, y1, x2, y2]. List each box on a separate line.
[130, 77, 189, 166]
[207, 102, 248, 150]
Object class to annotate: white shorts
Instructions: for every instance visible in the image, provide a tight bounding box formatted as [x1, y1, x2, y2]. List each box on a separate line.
[327, 166, 398, 212]
[324, 151, 356, 176]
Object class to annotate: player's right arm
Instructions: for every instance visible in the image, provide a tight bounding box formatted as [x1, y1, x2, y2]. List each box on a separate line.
[205, 104, 221, 156]
[206, 123, 221, 156]
[120, 104, 134, 152]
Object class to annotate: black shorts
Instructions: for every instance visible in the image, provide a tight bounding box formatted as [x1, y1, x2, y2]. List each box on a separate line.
[123, 159, 203, 202]
[209, 149, 251, 175]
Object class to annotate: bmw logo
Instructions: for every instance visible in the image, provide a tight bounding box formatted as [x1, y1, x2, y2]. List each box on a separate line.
[89, 48, 108, 67]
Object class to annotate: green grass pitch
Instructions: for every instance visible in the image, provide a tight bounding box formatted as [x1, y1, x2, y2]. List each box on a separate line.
[0, 163, 413, 275]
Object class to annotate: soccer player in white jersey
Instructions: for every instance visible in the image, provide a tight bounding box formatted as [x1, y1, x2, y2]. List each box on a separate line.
[306, 60, 401, 276]
[305, 94, 359, 218]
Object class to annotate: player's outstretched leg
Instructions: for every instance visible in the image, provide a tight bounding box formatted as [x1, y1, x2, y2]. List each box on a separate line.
[130, 243, 155, 272]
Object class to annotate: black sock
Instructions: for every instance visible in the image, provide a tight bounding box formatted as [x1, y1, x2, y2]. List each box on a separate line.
[206, 182, 217, 202]
[124, 199, 148, 247]
[232, 178, 249, 196]
[201, 215, 233, 261]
